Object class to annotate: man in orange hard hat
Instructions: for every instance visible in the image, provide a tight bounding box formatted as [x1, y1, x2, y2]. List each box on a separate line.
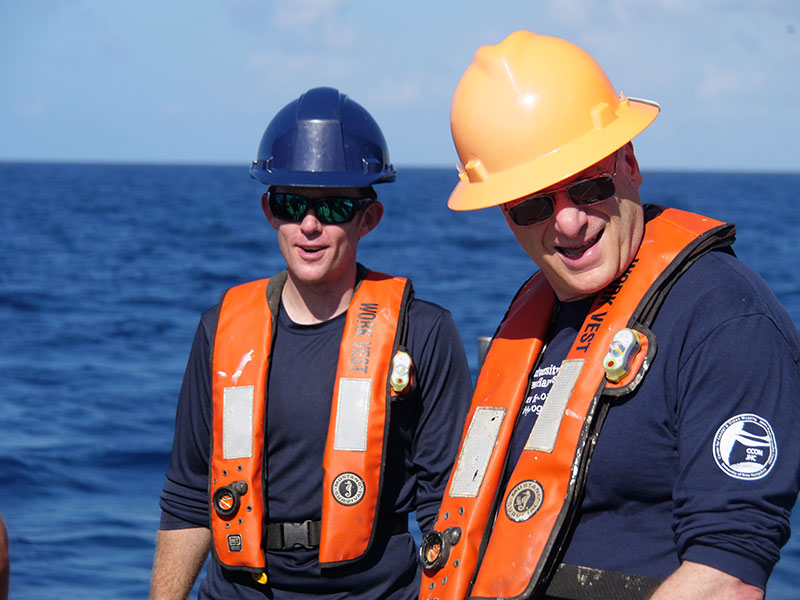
[419, 31, 800, 600]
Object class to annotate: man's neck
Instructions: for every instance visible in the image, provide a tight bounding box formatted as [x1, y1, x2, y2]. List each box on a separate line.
[280, 272, 357, 325]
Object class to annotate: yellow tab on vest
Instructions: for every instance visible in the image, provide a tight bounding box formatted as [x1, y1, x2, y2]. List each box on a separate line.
[223, 386, 255, 459]
[525, 359, 584, 453]
[333, 378, 372, 451]
[450, 407, 507, 498]
[251, 572, 268, 585]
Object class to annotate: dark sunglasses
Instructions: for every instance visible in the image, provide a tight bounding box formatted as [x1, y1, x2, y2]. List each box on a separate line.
[504, 157, 618, 227]
[267, 191, 375, 225]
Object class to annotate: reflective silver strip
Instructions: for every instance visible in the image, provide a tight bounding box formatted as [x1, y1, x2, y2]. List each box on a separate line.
[449, 407, 506, 498]
[526, 359, 584, 453]
[223, 386, 254, 459]
[333, 378, 372, 451]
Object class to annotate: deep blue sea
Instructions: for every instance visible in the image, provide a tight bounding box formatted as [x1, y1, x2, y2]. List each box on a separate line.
[2, 163, 799, 599]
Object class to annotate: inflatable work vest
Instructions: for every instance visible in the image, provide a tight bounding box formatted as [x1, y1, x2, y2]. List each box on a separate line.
[420, 207, 736, 600]
[209, 267, 414, 577]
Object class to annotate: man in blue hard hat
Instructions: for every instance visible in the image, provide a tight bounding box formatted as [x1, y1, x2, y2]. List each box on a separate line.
[149, 87, 471, 599]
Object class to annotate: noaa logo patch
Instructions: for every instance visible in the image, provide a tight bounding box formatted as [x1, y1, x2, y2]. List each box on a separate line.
[332, 472, 365, 505]
[713, 413, 777, 480]
[505, 480, 544, 522]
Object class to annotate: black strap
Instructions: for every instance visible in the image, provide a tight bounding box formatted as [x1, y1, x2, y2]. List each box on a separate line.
[544, 563, 663, 600]
[265, 514, 408, 550]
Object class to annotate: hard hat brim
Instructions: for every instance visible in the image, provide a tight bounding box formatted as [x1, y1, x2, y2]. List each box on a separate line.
[250, 168, 396, 188]
[447, 98, 660, 211]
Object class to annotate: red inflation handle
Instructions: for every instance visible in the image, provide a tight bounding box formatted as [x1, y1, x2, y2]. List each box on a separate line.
[212, 481, 249, 518]
[420, 527, 462, 573]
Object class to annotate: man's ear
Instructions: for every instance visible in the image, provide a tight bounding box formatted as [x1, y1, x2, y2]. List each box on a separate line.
[262, 193, 280, 231]
[621, 142, 642, 190]
[358, 201, 384, 238]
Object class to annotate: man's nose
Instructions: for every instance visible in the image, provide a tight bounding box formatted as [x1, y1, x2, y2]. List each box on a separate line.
[299, 209, 323, 233]
[551, 192, 589, 237]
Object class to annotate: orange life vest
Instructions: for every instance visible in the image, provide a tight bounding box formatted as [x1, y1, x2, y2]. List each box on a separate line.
[209, 268, 414, 576]
[420, 207, 735, 600]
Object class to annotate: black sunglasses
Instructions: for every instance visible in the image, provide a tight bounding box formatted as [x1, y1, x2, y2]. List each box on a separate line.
[504, 156, 618, 227]
[267, 191, 375, 225]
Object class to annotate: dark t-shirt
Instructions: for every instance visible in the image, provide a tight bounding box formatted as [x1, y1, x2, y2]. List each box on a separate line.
[159, 293, 472, 599]
[504, 251, 800, 589]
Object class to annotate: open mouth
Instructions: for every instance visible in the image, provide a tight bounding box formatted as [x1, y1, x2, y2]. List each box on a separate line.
[556, 231, 602, 259]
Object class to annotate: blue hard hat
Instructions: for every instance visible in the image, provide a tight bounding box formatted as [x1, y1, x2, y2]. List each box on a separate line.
[250, 87, 396, 188]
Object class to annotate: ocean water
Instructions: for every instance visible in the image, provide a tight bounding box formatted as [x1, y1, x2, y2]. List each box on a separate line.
[1, 162, 799, 598]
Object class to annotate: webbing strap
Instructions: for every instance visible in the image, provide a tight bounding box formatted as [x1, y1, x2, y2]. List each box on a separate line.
[544, 563, 663, 600]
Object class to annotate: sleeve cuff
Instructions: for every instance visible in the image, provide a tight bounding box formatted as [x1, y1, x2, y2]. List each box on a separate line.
[681, 544, 769, 590]
[159, 510, 208, 530]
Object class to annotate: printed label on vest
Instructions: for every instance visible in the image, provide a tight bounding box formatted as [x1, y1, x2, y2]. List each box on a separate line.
[450, 407, 507, 498]
[350, 302, 379, 372]
[227, 534, 243, 553]
[594, 258, 639, 310]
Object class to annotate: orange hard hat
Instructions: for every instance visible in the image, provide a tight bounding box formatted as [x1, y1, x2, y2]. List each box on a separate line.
[448, 31, 660, 211]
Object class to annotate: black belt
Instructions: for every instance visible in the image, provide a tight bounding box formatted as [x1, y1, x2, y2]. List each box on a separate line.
[265, 514, 408, 550]
[544, 563, 664, 600]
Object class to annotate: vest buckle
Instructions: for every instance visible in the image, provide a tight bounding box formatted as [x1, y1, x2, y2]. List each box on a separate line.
[282, 520, 315, 549]
[266, 520, 322, 550]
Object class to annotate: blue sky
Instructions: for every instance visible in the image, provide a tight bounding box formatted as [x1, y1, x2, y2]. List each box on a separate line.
[1, 0, 798, 172]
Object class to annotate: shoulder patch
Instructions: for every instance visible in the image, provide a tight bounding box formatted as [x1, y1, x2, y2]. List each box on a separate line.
[713, 413, 777, 480]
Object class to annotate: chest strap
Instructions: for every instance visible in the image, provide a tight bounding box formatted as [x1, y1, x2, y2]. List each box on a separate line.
[265, 515, 409, 551]
[544, 563, 662, 600]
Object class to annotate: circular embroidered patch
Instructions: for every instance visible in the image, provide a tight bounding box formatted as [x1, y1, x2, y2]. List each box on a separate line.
[505, 479, 544, 522]
[332, 472, 366, 505]
[713, 413, 777, 480]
